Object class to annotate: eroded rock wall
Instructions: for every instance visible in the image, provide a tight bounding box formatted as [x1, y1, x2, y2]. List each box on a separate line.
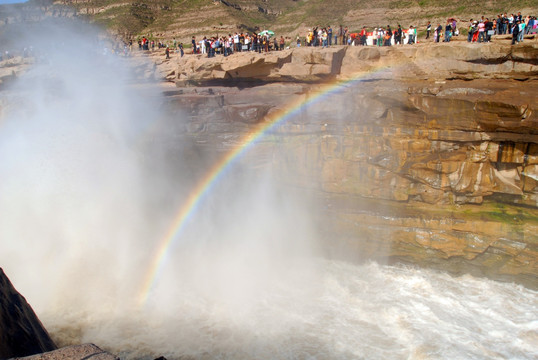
[158, 42, 538, 285]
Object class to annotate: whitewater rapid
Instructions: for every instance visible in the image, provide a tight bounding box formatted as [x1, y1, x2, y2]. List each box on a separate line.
[39, 260, 537, 360]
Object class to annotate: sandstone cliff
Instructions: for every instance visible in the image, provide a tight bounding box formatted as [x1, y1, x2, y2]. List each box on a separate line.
[172, 41, 538, 84]
[0, 268, 57, 359]
[147, 40, 538, 286]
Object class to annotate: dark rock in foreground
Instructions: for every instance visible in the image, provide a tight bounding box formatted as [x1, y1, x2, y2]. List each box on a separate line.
[0, 268, 56, 360]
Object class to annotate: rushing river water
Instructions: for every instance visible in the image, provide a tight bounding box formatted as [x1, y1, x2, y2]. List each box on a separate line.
[36, 259, 537, 360]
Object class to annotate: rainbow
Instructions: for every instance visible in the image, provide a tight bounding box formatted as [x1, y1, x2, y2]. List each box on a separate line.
[138, 66, 390, 305]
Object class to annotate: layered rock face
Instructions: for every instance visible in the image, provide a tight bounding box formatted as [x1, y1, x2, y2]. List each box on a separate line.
[0, 268, 57, 359]
[157, 41, 538, 286]
[173, 41, 537, 84]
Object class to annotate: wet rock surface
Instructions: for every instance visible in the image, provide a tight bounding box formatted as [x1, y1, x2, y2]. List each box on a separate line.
[0, 268, 56, 359]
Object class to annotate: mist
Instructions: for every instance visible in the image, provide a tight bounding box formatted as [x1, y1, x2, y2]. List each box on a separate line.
[0, 17, 324, 358]
[1, 17, 537, 360]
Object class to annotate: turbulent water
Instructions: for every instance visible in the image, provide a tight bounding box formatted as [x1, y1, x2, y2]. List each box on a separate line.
[0, 19, 537, 360]
[36, 260, 537, 360]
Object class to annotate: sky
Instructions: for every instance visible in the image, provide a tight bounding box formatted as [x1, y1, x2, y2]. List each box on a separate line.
[0, 0, 29, 4]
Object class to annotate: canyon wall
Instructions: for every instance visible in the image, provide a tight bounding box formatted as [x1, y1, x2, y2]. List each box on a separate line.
[156, 41, 538, 286]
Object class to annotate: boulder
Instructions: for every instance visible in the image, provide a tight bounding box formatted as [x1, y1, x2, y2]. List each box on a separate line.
[0, 268, 57, 359]
[12, 344, 118, 360]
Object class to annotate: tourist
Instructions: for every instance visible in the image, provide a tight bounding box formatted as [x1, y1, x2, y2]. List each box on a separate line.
[501, 14, 508, 34]
[426, 21, 431, 39]
[377, 28, 384, 46]
[328, 26, 333, 46]
[393, 25, 401, 45]
[252, 33, 259, 52]
[467, 19, 477, 42]
[360, 26, 368, 45]
[472, 21, 479, 42]
[444, 20, 452, 42]
[451, 18, 458, 35]
[435, 23, 442, 42]
[477, 20, 486, 42]
[262, 36, 269, 52]
[518, 19, 526, 42]
[165, 46, 170, 59]
[383, 29, 391, 46]
[279, 36, 285, 50]
[200, 37, 207, 54]
[244, 33, 251, 51]
[511, 20, 520, 45]
[485, 18, 493, 42]
[233, 33, 240, 52]
[407, 25, 415, 44]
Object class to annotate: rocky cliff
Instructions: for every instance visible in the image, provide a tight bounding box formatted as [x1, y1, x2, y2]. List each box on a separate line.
[0, 268, 57, 359]
[148, 40, 538, 286]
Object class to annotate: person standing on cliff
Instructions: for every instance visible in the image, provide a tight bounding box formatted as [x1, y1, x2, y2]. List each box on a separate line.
[386, 25, 393, 46]
[512, 20, 520, 45]
[337, 25, 343, 45]
[518, 19, 525, 42]
[328, 26, 333, 46]
[377, 28, 384, 46]
[407, 25, 415, 44]
[477, 20, 486, 43]
[233, 33, 240, 52]
[392, 25, 400, 45]
[485, 18, 493, 42]
[435, 23, 442, 42]
[426, 21, 431, 39]
[165, 46, 170, 59]
[191, 36, 196, 54]
[444, 20, 452, 42]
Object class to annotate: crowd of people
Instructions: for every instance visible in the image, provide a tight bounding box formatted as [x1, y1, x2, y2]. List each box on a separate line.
[464, 12, 536, 45]
[130, 10, 536, 59]
[189, 32, 287, 57]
